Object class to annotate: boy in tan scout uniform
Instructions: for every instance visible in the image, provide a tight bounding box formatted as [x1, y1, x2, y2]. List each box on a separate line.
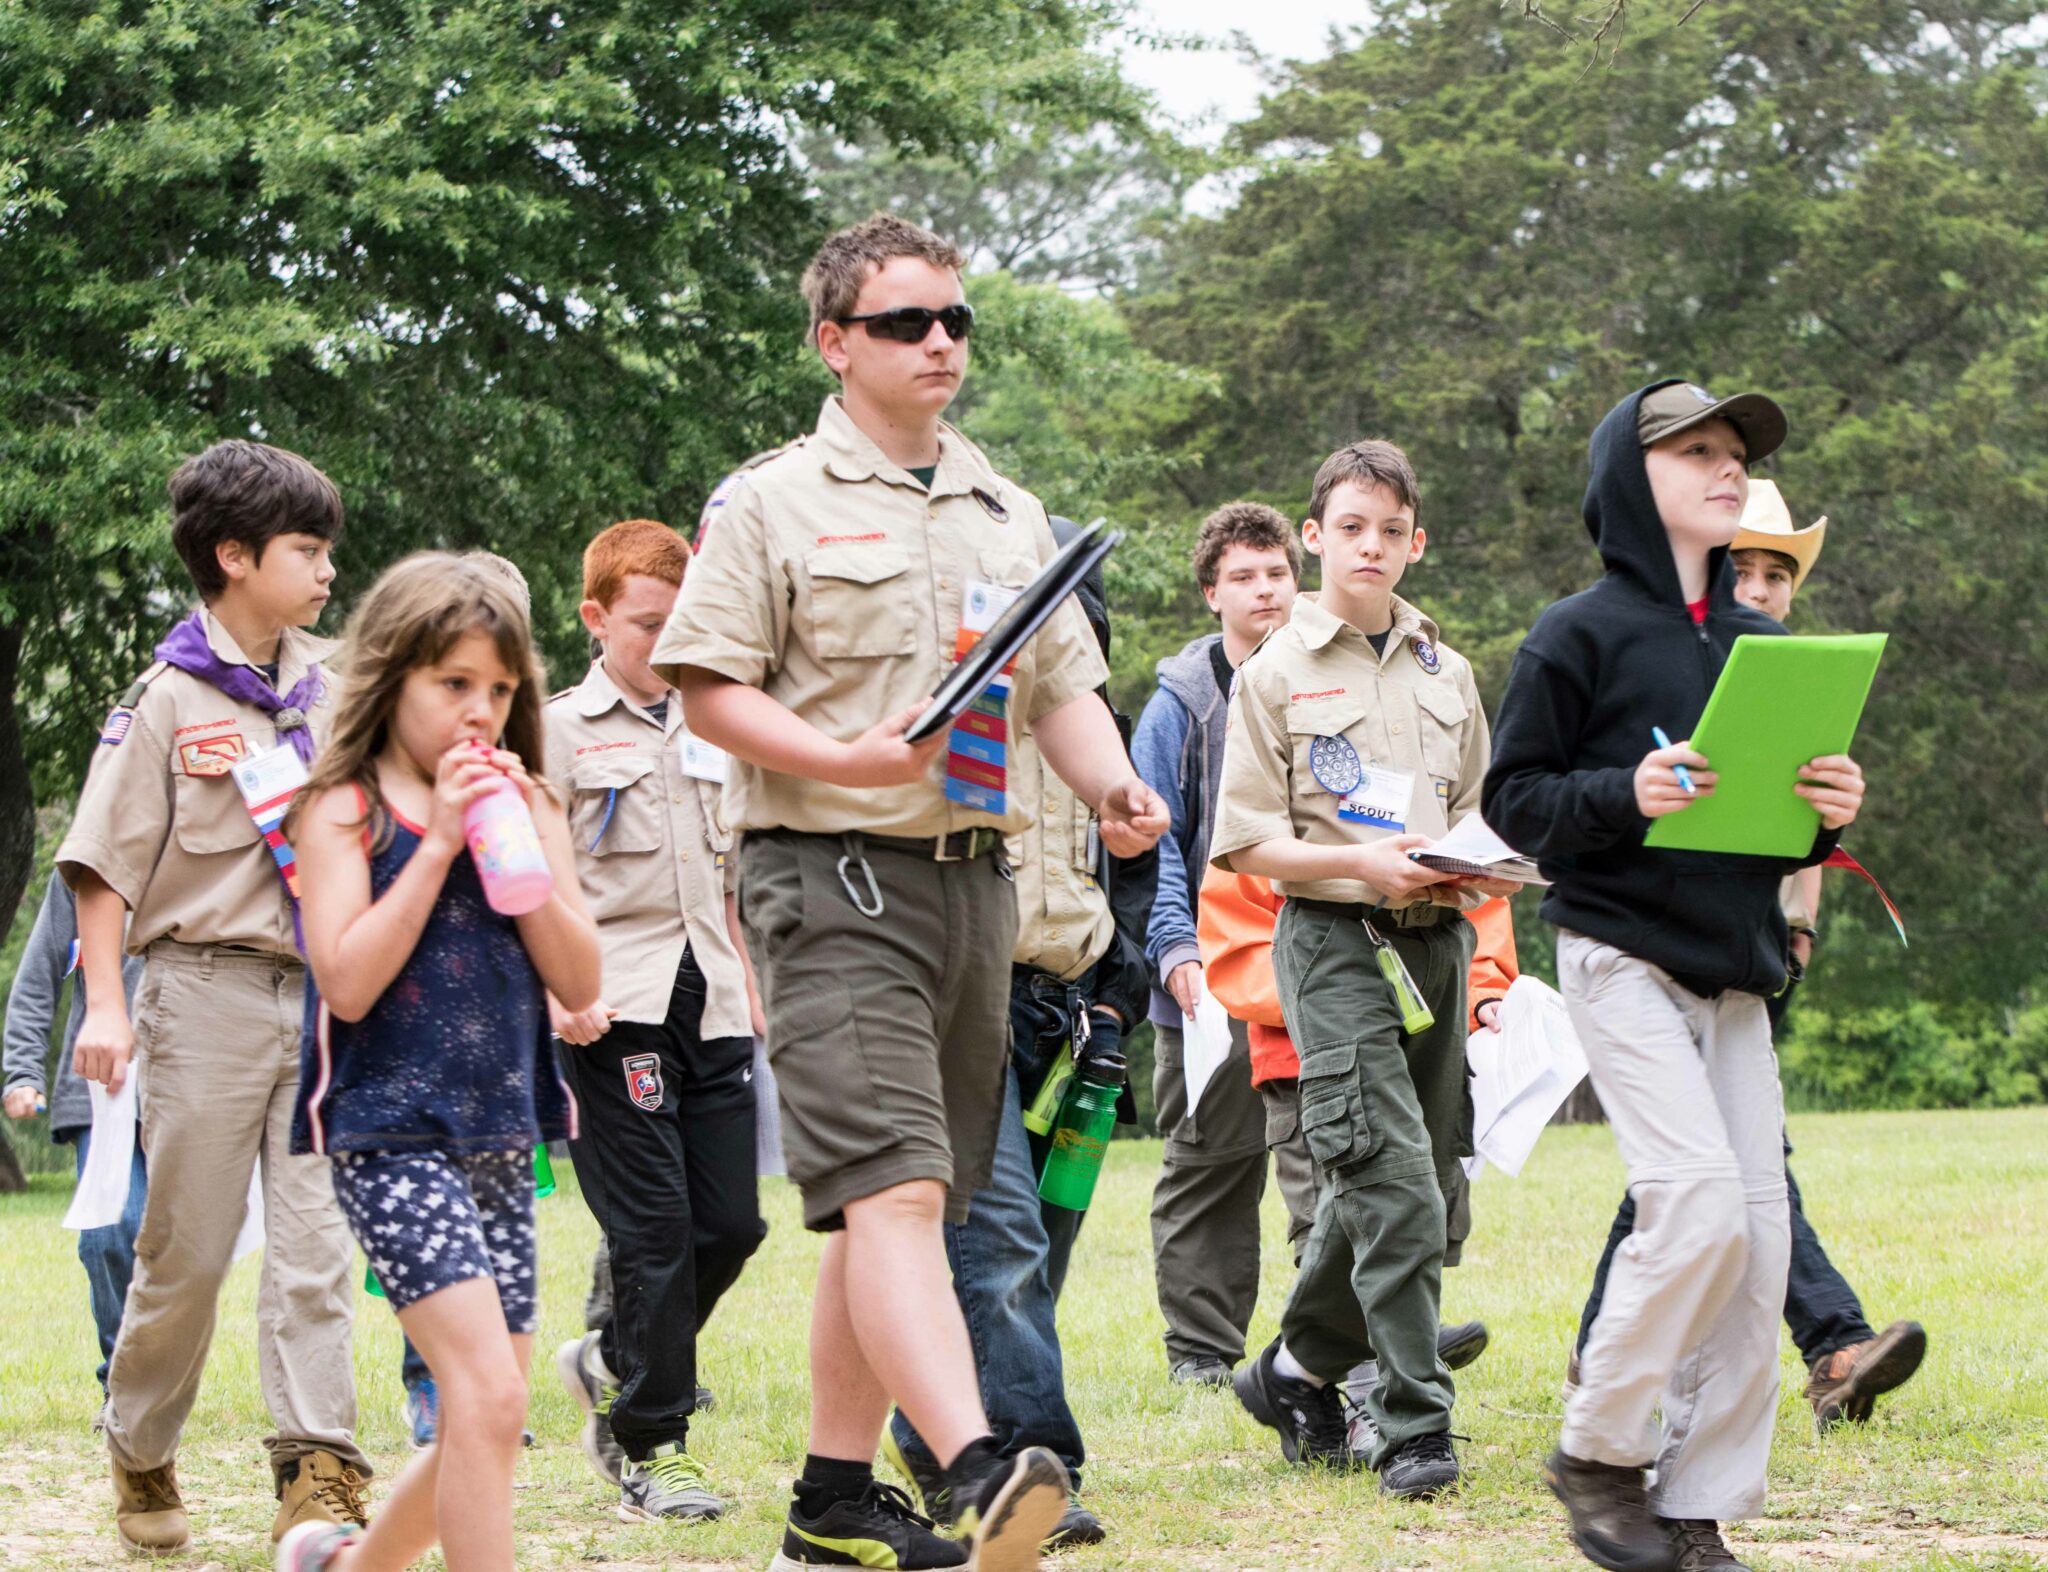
[1211, 440, 1515, 1500]
[61, 440, 368, 1555]
[543, 519, 767, 1524]
[653, 214, 1168, 1572]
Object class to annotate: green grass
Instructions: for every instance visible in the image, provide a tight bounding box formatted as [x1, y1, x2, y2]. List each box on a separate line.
[1, 1109, 2044, 1569]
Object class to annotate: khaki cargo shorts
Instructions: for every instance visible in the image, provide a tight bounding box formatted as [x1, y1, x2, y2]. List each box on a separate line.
[739, 829, 1017, 1230]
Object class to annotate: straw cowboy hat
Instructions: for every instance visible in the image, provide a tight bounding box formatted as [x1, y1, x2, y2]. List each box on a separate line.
[1731, 479, 1827, 592]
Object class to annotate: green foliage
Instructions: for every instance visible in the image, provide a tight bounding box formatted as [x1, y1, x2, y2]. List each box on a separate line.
[0, 0, 1142, 806]
[1781, 994, 2048, 1112]
[1120, 0, 2048, 1020]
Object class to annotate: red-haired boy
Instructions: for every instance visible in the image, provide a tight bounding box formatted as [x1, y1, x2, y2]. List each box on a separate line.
[544, 519, 768, 1523]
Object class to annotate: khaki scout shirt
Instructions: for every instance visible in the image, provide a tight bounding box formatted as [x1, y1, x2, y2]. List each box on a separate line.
[56, 610, 335, 957]
[543, 661, 752, 1039]
[1210, 593, 1492, 910]
[650, 396, 1107, 838]
[1008, 738, 1114, 983]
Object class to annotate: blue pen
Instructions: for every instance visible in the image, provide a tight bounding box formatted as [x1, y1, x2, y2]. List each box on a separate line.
[1651, 726, 1696, 796]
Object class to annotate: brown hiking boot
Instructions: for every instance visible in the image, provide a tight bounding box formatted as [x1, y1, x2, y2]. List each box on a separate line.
[272, 1450, 371, 1543]
[1542, 1448, 1676, 1572]
[1805, 1319, 1927, 1431]
[112, 1460, 192, 1555]
[1663, 1519, 1752, 1570]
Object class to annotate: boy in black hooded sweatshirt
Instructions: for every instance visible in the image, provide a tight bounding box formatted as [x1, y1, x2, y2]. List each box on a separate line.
[1483, 381, 1867, 1572]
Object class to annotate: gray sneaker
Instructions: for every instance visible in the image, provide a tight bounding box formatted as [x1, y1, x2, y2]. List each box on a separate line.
[617, 1442, 723, 1522]
[555, 1333, 625, 1487]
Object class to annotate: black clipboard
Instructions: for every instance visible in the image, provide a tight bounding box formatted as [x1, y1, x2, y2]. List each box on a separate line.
[906, 518, 1122, 743]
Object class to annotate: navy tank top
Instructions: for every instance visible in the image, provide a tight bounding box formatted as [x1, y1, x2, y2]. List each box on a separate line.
[292, 792, 576, 1155]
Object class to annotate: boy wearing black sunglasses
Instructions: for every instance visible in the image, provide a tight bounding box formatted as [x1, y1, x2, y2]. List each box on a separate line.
[653, 214, 1168, 1571]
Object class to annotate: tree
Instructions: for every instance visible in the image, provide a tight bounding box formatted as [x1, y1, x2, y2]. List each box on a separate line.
[1127, 0, 2048, 1020]
[0, 0, 1145, 1184]
[805, 113, 1197, 296]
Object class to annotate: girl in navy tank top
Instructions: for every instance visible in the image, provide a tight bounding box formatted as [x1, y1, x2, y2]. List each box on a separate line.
[282, 554, 601, 1572]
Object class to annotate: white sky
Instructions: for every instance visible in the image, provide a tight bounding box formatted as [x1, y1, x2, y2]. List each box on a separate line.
[1119, 2, 1376, 139]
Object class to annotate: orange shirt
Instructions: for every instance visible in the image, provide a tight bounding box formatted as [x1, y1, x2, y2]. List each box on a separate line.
[1196, 864, 1518, 1086]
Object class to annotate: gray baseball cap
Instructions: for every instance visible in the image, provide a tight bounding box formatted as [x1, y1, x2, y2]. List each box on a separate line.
[1636, 381, 1786, 463]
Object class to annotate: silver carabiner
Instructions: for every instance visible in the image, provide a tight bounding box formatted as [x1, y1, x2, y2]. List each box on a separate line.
[838, 845, 885, 919]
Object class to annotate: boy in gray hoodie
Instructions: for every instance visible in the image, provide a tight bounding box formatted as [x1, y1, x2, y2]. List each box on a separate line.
[1131, 502, 1299, 1383]
[3, 871, 146, 1397]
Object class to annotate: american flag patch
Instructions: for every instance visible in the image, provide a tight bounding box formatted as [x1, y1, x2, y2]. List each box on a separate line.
[99, 710, 133, 747]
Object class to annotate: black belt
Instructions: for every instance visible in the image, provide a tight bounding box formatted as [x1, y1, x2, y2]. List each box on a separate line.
[870, 827, 1004, 861]
[1292, 896, 1454, 930]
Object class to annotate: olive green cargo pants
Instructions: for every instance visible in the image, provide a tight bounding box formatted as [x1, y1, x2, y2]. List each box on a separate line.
[1272, 899, 1473, 1467]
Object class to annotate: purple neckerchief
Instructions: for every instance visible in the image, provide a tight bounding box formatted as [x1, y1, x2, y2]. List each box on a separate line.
[154, 612, 324, 765]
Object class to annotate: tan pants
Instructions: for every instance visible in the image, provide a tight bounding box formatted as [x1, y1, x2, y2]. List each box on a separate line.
[105, 943, 365, 1481]
[1556, 931, 1789, 1522]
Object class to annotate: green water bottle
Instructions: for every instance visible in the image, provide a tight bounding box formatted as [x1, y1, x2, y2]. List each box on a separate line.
[533, 1143, 556, 1199]
[1037, 1049, 1125, 1213]
[1021, 1044, 1075, 1137]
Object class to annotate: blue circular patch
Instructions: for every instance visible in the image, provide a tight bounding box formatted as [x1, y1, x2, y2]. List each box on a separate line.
[1411, 636, 1441, 675]
[1310, 734, 1363, 796]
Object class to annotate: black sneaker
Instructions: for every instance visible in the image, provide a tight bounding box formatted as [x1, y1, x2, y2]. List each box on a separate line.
[1232, 1339, 1352, 1468]
[1045, 1496, 1105, 1550]
[768, 1481, 965, 1570]
[1542, 1448, 1677, 1572]
[1439, 1320, 1490, 1371]
[880, 1425, 955, 1527]
[1167, 1355, 1233, 1388]
[1662, 1519, 1752, 1571]
[952, 1447, 1071, 1572]
[1378, 1431, 1460, 1500]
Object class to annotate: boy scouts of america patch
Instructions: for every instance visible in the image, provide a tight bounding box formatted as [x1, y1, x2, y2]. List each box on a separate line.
[624, 1053, 664, 1112]
[1310, 734, 1363, 795]
[971, 487, 1009, 523]
[1411, 636, 1441, 675]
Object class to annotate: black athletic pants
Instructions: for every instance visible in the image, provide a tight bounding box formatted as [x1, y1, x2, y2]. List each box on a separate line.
[563, 948, 765, 1456]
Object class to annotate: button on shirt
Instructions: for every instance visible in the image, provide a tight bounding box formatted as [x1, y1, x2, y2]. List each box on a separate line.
[1210, 594, 1492, 909]
[57, 611, 335, 957]
[650, 396, 1108, 838]
[543, 662, 751, 1037]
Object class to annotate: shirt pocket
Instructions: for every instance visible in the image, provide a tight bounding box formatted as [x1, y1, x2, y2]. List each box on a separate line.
[171, 775, 262, 855]
[569, 753, 662, 859]
[803, 543, 916, 658]
[1284, 693, 1371, 799]
[1414, 681, 1470, 782]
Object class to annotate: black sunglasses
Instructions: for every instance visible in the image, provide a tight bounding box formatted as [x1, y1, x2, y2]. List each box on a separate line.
[836, 304, 975, 343]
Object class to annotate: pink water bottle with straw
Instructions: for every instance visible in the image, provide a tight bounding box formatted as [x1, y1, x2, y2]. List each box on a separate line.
[464, 770, 554, 916]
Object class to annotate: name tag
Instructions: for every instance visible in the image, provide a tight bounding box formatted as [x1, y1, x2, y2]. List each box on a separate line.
[1336, 765, 1415, 833]
[231, 744, 311, 899]
[678, 727, 729, 784]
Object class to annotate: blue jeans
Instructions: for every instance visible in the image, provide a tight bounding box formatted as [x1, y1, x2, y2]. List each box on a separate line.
[891, 1044, 1086, 1488]
[72, 1127, 148, 1394]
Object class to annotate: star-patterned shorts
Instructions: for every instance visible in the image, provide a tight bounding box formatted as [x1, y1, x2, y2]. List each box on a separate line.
[330, 1148, 539, 1332]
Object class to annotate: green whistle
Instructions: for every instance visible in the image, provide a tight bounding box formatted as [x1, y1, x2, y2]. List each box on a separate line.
[1022, 1044, 1076, 1137]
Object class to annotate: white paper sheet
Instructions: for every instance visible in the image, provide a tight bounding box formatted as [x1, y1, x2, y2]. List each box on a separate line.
[1462, 975, 1589, 1178]
[1181, 984, 1236, 1119]
[751, 1036, 785, 1178]
[65, 1068, 264, 1260]
[63, 1074, 137, 1232]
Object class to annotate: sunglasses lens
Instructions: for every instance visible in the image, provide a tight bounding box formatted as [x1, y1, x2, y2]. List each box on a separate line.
[864, 306, 974, 342]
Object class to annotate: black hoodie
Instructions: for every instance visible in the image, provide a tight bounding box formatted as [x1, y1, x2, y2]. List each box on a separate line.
[1481, 381, 1838, 997]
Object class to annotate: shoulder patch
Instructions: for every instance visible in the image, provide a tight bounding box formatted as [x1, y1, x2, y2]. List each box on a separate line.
[693, 439, 799, 553]
[100, 661, 170, 746]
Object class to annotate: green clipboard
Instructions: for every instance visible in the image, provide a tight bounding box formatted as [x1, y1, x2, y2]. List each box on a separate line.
[1644, 633, 1887, 857]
